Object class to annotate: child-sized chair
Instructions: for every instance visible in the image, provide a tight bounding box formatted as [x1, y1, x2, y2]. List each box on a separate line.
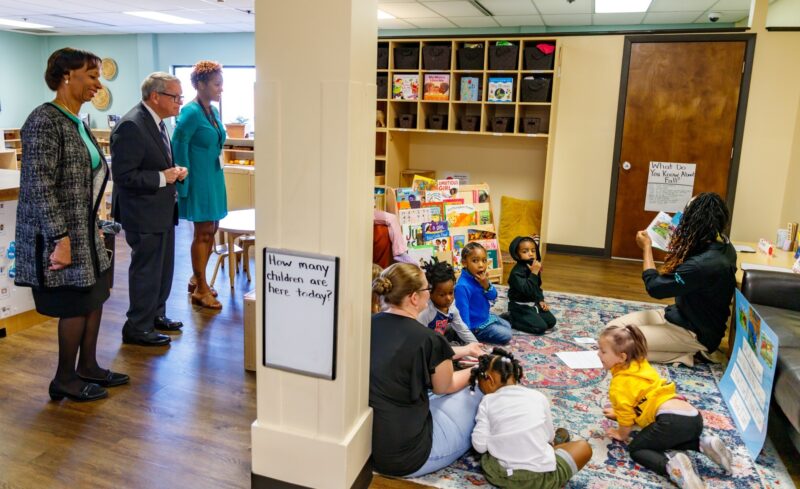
[236, 234, 255, 281]
[209, 230, 244, 288]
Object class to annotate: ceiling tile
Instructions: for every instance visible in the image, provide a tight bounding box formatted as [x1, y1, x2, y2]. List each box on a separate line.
[649, 0, 717, 12]
[175, 8, 253, 22]
[478, 0, 538, 15]
[407, 16, 456, 27]
[710, 0, 752, 8]
[493, 14, 544, 26]
[377, 18, 417, 28]
[378, 2, 438, 18]
[422, 1, 484, 17]
[532, 0, 592, 15]
[695, 9, 749, 22]
[449, 15, 499, 27]
[592, 12, 646, 24]
[643, 11, 705, 22]
[542, 13, 593, 25]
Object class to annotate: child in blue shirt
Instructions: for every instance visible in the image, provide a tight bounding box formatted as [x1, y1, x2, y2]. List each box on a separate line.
[455, 243, 512, 345]
[418, 260, 478, 344]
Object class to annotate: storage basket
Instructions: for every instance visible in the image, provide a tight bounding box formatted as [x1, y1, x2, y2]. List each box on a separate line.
[422, 45, 451, 70]
[488, 45, 518, 70]
[394, 46, 419, 69]
[523, 45, 555, 70]
[520, 77, 551, 102]
[458, 46, 484, 70]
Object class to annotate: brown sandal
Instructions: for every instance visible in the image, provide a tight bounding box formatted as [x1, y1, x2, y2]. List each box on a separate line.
[188, 278, 218, 297]
[191, 292, 222, 310]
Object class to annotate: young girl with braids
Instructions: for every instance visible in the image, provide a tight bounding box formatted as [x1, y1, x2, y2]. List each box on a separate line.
[598, 324, 732, 489]
[418, 259, 479, 344]
[606, 193, 737, 366]
[471, 348, 592, 489]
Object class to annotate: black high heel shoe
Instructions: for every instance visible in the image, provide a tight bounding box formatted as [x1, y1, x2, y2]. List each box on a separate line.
[48, 380, 108, 402]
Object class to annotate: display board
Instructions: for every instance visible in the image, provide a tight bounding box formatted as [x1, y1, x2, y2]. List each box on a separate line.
[720, 289, 779, 460]
[262, 248, 339, 380]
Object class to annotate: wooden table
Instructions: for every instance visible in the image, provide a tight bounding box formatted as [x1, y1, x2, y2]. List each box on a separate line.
[734, 241, 797, 286]
[218, 209, 255, 290]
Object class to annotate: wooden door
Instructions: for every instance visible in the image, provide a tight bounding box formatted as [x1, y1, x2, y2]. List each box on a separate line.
[610, 38, 749, 259]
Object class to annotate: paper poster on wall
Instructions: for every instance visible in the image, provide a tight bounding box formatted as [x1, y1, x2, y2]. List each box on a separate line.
[262, 248, 339, 380]
[644, 162, 696, 213]
[440, 172, 470, 185]
[719, 289, 779, 460]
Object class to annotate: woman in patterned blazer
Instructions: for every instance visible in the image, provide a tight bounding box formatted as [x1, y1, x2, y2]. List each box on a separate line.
[15, 48, 129, 403]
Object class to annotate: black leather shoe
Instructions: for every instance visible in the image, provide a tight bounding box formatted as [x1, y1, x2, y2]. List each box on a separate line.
[154, 316, 183, 331]
[78, 369, 130, 387]
[49, 380, 108, 402]
[122, 330, 171, 346]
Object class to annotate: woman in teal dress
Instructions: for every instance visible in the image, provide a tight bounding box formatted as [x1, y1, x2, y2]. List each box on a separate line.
[172, 61, 227, 310]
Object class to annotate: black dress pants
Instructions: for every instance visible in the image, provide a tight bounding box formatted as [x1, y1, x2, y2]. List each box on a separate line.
[122, 228, 175, 336]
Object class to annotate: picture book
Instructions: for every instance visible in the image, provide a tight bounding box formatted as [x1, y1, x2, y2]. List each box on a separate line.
[425, 190, 447, 203]
[396, 187, 422, 209]
[422, 202, 444, 221]
[407, 245, 436, 267]
[474, 239, 500, 268]
[423, 74, 450, 101]
[437, 179, 460, 195]
[443, 198, 464, 206]
[446, 204, 477, 228]
[646, 211, 683, 251]
[422, 221, 449, 242]
[374, 187, 386, 210]
[402, 224, 425, 247]
[452, 234, 466, 258]
[474, 203, 492, 224]
[488, 77, 514, 103]
[425, 236, 451, 253]
[454, 188, 489, 205]
[392, 74, 419, 100]
[468, 229, 497, 241]
[460, 77, 480, 102]
[411, 174, 437, 195]
[398, 207, 434, 226]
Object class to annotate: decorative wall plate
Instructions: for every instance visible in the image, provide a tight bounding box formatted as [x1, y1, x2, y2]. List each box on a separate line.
[101, 58, 117, 80]
[92, 86, 111, 111]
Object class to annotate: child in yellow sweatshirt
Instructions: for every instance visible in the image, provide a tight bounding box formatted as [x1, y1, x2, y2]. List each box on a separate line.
[598, 324, 733, 489]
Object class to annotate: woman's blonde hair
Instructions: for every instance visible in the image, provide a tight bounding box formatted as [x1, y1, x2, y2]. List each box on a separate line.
[371, 263, 424, 307]
[599, 324, 648, 368]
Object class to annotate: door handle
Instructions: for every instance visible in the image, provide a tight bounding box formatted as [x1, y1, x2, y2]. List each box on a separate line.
[621, 161, 632, 171]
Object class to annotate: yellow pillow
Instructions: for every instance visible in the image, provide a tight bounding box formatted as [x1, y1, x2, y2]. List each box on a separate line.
[498, 196, 542, 261]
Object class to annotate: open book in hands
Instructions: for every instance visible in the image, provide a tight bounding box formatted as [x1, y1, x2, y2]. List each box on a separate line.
[646, 211, 682, 252]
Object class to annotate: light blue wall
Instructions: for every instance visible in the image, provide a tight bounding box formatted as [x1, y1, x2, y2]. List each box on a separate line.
[1, 32, 256, 129]
[0, 30, 48, 129]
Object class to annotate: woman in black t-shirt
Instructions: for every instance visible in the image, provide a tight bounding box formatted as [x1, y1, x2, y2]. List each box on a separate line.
[607, 193, 737, 366]
[370, 263, 485, 477]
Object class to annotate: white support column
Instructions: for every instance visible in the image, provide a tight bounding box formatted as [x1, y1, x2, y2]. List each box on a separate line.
[251, 1, 376, 488]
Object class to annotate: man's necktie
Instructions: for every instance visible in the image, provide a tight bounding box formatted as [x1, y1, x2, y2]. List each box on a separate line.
[159, 120, 173, 165]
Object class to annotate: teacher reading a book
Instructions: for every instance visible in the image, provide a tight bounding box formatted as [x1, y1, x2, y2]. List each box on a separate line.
[606, 192, 737, 367]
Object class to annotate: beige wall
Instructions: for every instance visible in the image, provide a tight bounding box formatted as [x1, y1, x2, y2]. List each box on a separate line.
[544, 28, 800, 248]
[545, 35, 624, 248]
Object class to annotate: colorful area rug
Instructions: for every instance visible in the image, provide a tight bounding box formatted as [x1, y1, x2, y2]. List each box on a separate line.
[408, 290, 795, 489]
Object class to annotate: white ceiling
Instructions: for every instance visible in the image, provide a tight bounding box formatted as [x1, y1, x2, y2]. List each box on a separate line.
[0, 0, 759, 35]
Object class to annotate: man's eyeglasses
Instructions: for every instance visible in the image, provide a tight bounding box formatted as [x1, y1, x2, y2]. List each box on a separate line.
[159, 92, 184, 103]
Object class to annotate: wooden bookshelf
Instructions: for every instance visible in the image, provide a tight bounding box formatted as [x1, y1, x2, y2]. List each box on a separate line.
[91, 128, 111, 157]
[2, 129, 21, 168]
[222, 137, 255, 210]
[376, 37, 560, 189]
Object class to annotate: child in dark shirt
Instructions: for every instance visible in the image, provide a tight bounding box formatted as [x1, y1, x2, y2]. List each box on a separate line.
[507, 236, 556, 335]
[419, 260, 478, 344]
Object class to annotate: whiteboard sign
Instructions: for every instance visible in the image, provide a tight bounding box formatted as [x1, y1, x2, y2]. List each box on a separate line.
[262, 248, 339, 380]
[644, 161, 696, 213]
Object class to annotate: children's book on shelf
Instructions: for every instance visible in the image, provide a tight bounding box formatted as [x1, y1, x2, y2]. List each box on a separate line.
[460, 77, 480, 102]
[488, 77, 514, 103]
[423, 74, 450, 101]
[446, 204, 477, 227]
[474, 202, 492, 224]
[474, 239, 500, 268]
[468, 228, 497, 241]
[393, 74, 419, 100]
[398, 207, 434, 226]
[408, 245, 436, 267]
[422, 201, 444, 221]
[646, 211, 683, 252]
[374, 187, 386, 211]
[437, 178, 460, 195]
[402, 224, 425, 248]
[422, 220, 449, 242]
[411, 174, 437, 194]
[396, 187, 422, 209]
[425, 190, 447, 202]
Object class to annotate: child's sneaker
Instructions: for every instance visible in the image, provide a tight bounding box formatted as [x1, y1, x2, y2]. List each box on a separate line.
[553, 427, 570, 445]
[700, 435, 733, 473]
[666, 452, 706, 489]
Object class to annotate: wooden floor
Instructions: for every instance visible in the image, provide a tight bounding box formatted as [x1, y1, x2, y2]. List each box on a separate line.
[0, 226, 795, 488]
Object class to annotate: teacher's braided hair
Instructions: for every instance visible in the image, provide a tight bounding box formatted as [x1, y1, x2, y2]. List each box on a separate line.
[662, 192, 730, 273]
[469, 347, 523, 392]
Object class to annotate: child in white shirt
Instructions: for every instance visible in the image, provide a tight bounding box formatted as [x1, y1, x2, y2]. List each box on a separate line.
[470, 348, 592, 489]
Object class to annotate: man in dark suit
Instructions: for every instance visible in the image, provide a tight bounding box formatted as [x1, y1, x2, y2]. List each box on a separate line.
[111, 72, 188, 346]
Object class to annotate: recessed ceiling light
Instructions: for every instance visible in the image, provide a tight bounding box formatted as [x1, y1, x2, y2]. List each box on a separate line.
[595, 0, 652, 13]
[123, 11, 204, 25]
[377, 10, 395, 20]
[0, 18, 53, 29]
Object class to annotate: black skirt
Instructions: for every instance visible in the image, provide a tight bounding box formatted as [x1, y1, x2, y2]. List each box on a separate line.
[32, 270, 111, 318]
